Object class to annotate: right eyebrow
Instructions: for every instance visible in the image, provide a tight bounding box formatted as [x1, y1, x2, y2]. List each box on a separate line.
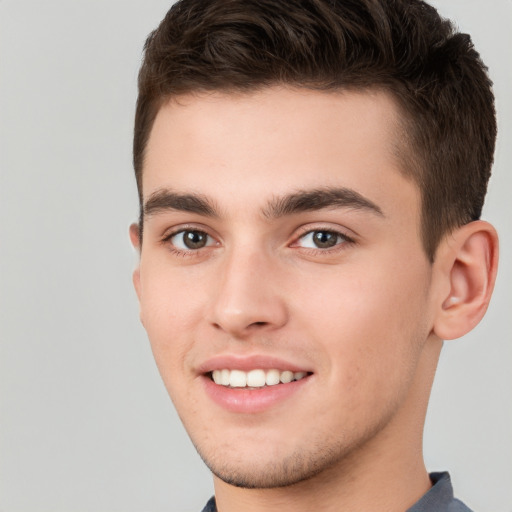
[143, 189, 219, 218]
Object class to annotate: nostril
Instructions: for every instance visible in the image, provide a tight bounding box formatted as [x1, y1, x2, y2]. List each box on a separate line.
[251, 322, 267, 327]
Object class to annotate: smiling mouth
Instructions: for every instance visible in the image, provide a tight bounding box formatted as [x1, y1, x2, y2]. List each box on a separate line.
[209, 369, 311, 389]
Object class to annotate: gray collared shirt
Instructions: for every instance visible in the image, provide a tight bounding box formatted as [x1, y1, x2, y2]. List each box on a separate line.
[407, 472, 472, 511]
[201, 472, 473, 512]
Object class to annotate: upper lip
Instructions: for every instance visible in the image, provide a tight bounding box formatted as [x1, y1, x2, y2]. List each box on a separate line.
[196, 354, 312, 375]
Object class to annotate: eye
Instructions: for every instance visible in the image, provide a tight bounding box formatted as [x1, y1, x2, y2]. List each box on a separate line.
[168, 230, 215, 251]
[296, 230, 350, 249]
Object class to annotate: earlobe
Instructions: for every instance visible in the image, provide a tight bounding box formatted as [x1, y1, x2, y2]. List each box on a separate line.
[433, 221, 498, 341]
[132, 267, 142, 304]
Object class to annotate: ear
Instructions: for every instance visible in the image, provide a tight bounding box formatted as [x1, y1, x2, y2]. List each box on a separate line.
[433, 221, 498, 340]
[129, 223, 142, 303]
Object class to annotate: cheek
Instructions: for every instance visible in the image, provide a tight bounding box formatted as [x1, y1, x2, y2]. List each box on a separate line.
[292, 258, 431, 391]
[138, 263, 206, 379]
[297, 263, 427, 334]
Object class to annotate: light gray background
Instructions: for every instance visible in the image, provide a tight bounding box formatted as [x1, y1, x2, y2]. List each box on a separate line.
[0, 1, 510, 511]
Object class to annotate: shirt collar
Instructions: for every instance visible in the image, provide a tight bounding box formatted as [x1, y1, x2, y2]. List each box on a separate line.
[407, 472, 459, 511]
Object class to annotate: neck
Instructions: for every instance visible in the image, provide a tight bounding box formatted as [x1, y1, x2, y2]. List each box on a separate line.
[212, 337, 442, 512]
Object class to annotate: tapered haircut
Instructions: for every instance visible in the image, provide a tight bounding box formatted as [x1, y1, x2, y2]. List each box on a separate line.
[134, 0, 496, 261]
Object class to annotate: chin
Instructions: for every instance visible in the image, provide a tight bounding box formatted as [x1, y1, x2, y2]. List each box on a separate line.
[193, 436, 351, 489]
[207, 458, 330, 489]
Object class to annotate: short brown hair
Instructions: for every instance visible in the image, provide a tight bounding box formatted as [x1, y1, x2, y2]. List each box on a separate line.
[134, 0, 496, 261]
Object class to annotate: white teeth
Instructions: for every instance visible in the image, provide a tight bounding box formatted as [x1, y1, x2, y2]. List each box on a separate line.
[212, 370, 222, 384]
[265, 369, 280, 386]
[247, 369, 266, 387]
[220, 369, 230, 386]
[280, 370, 294, 384]
[229, 369, 247, 388]
[210, 368, 309, 388]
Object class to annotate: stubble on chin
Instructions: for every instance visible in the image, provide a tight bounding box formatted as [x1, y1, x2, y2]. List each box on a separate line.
[191, 427, 370, 490]
[202, 446, 340, 489]
[190, 399, 403, 490]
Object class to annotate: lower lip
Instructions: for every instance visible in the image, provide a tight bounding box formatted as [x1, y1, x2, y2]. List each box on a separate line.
[201, 375, 311, 414]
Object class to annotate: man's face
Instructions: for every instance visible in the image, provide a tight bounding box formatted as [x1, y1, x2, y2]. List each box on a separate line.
[133, 88, 439, 488]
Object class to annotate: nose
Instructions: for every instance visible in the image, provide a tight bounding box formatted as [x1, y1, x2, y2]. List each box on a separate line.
[207, 247, 288, 338]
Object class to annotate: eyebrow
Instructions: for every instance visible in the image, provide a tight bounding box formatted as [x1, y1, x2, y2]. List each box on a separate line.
[263, 187, 384, 219]
[144, 189, 219, 218]
[143, 186, 383, 220]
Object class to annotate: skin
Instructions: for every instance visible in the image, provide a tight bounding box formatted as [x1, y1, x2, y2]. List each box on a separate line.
[130, 87, 498, 512]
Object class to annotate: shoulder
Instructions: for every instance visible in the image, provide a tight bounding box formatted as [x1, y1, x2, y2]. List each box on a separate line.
[449, 497, 474, 512]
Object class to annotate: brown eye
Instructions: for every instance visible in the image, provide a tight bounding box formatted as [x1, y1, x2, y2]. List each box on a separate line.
[297, 230, 348, 249]
[170, 230, 213, 250]
[312, 231, 339, 248]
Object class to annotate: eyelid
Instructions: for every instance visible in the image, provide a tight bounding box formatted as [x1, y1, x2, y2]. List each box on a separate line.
[290, 224, 357, 251]
[171, 230, 215, 250]
[161, 224, 220, 254]
[293, 223, 356, 240]
[161, 223, 217, 241]
[159, 222, 356, 256]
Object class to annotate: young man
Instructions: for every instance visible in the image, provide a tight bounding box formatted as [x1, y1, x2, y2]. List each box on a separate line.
[129, 1, 499, 510]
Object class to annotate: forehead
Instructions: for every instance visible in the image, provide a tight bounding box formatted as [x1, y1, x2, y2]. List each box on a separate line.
[143, 87, 418, 220]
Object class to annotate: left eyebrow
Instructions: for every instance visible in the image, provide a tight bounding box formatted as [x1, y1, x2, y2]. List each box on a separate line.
[262, 187, 384, 219]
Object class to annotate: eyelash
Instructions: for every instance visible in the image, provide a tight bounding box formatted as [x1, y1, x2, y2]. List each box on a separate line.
[161, 226, 356, 257]
[161, 227, 216, 257]
[292, 228, 355, 254]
